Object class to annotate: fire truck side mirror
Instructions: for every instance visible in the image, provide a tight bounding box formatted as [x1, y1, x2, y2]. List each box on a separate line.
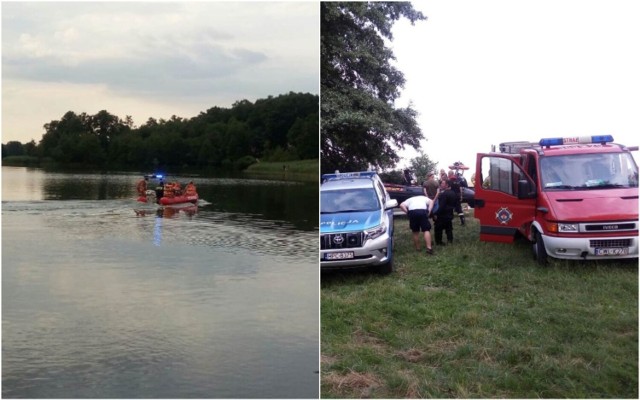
[517, 180, 536, 200]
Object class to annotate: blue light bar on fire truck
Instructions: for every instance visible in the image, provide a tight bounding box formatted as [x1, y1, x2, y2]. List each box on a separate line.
[539, 135, 614, 147]
[321, 171, 377, 181]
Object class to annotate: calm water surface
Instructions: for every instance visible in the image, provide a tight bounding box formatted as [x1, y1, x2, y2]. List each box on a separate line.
[2, 166, 319, 398]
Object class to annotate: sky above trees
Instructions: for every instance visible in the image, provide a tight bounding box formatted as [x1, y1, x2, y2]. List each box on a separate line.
[392, 0, 640, 171]
[3, 0, 638, 175]
[1, 2, 319, 144]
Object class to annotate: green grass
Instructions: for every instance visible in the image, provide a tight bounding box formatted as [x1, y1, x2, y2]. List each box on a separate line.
[244, 159, 318, 182]
[321, 211, 638, 398]
[1, 155, 40, 166]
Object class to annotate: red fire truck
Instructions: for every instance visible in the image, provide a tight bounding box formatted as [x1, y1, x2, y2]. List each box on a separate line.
[473, 135, 638, 264]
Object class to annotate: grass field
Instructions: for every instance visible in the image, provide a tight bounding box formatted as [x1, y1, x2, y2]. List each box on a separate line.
[321, 210, 638, 398]
[1, 155, 40, 166]
[244, 159, 318, 182]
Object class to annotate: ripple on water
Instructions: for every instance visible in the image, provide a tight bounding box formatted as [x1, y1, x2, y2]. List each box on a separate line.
[3, 199, 318, 262]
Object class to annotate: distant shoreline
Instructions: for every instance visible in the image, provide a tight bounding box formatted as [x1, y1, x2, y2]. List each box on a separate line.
[1, 157, 319, 183]
[244, 159, 318, 183]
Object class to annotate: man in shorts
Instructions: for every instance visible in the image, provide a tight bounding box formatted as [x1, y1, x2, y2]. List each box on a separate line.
[399, 195, 435, 255]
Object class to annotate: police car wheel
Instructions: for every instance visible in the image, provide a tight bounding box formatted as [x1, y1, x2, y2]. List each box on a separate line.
[533, 230, 548, 265]
[378, 237, 394, 274]
[378, 259, 394, 274]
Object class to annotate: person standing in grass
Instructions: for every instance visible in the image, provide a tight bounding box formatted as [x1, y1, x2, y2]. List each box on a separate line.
[399, 195, 435, 255]
[433, 178, 457, 245]
[447, 169, 466, 226]
[423, 171, 439, 200]
[439, 168, 448, 182]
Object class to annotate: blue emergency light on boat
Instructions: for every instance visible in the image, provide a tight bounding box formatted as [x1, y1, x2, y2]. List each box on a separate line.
[321, 171, 377, 181]
[539, 135, 614, 147]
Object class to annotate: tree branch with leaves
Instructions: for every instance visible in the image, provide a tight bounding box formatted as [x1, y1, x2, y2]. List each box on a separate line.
[321, 1, 426, 174]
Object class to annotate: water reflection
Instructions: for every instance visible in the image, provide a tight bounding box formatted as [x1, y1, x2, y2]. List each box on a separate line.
[1, 166, 46, 201]
[153, 214, 163, 246]
[2, 167, 319, 398]
[2, 167, 318, 231]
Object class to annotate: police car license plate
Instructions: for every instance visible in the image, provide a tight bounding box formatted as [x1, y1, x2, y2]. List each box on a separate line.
[595, 248, 629, 256]
[326, 252, 354, 260]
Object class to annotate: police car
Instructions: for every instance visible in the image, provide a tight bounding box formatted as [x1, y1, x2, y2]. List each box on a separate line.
[320, 171, 398, 274]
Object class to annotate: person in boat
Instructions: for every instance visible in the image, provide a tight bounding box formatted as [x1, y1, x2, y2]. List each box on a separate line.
[136, 176, 148, 197]
[163, 182, 175, 198]
[172, 182, 183, 196]
[185, 181, 196, 196]
[155, 179, 165, 204]
[402, 169, 418, 186]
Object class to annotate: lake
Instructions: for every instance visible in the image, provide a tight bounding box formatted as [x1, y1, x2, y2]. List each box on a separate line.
[1, 166, 319, 399]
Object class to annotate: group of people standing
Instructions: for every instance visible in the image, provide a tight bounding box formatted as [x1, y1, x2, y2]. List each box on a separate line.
[398, 168, 468, 255]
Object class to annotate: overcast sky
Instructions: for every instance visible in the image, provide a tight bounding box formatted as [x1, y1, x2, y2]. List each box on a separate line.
[1, 1, 319, 144]
[3, 1, 639, 175]
[392, 0, 640, 174]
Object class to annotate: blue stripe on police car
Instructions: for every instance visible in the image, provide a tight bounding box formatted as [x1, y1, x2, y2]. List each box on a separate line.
[320, 210, 382, 233]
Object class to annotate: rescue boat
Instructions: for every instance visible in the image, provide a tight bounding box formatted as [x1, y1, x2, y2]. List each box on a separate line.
[383, 164, 475, 207]
[159, 193, 198, 205]
[158, 181, 198, 205]
[135, 175, 199, 206]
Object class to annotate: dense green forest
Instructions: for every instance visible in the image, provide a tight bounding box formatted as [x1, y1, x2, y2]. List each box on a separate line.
[2, 92, 318, 171]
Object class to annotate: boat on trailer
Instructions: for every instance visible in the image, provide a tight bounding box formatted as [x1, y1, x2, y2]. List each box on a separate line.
[383, 163, 475, 207]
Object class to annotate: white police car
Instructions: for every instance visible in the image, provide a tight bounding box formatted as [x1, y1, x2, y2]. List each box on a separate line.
[320, 171, 398, 274]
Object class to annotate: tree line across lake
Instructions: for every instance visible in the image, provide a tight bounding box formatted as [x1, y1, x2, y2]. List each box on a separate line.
[2, 92, 318, 171]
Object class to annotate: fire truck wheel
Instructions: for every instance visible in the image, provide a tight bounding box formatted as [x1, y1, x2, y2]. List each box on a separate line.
[533, 230, 548, 265]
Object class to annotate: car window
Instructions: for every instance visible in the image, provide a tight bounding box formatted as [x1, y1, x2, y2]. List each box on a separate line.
[375, 180, 388, 201]
[541, 153, 639, 189]
[480, 156, 529, 196]
[321, 188, 380, 213]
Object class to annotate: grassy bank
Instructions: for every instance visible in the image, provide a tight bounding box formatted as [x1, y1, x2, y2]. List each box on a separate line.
[1, 155, 41, 167]
[321, 211, 638, 398]
[244, 159, 318, 182]
[1, 158, 320, 182]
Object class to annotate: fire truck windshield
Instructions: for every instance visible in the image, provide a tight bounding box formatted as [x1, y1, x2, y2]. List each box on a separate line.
[540, 152, 639, 190]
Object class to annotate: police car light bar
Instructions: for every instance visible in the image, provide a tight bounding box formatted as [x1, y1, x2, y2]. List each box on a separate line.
[321, 171, 377, 180]
[539, 135, 614, 147]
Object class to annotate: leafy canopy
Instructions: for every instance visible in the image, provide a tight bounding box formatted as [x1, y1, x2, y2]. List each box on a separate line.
[4, 92, 318, 170]
[321, 2, 426, 174]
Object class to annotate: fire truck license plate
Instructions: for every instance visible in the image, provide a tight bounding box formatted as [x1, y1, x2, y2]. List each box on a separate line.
[326, 252, 354, 260]
[595, 248, 629, 256]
